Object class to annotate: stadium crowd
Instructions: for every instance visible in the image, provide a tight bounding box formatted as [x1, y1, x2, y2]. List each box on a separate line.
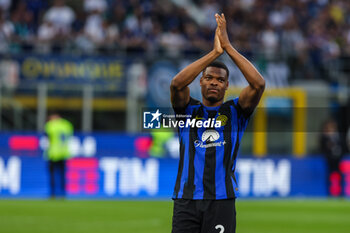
[0, 0, 349, 78]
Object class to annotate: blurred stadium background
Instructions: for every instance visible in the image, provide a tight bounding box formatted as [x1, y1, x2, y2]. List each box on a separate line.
[0, 0, 350, 232]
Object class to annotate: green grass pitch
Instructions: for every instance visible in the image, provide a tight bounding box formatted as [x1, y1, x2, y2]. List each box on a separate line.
[0, 199, 349, 233]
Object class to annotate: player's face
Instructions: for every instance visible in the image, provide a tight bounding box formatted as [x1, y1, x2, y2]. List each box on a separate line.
[200, 67, 228, 103]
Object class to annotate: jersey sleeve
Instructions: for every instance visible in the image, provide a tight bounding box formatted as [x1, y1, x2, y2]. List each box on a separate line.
[172, 97, 200, 115]
[232, 98, 251, 131]
[232, 97, 253, 120]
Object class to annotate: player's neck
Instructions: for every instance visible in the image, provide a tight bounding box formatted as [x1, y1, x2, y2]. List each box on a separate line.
[202, 98, 223, 107]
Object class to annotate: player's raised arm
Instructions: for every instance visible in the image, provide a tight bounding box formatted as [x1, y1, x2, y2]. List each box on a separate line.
[170, 28, 224, 108]
[215, 13, 265, 115]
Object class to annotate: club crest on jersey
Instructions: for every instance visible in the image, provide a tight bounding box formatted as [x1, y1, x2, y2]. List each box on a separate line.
[195, 129, 226, 148]
[216, 114, 228, 126]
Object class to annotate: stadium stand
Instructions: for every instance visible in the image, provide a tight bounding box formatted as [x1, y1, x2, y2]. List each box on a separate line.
[0, 0, 349, 81]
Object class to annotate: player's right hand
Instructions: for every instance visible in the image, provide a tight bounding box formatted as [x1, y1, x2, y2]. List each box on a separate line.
[214, 27, 224, 55]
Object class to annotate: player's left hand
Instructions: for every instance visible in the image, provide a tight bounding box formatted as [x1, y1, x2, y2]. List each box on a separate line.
[215, 13, 231, 50]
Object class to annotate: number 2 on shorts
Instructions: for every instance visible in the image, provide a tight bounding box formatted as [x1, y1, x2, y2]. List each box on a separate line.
[215, 224, 225, 233]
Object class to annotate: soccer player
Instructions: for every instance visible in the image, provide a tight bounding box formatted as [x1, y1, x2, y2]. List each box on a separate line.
[170, 13, 265, 233]
[45, 113, 73, 199]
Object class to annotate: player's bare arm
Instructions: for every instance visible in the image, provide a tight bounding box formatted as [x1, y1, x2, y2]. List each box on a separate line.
[170, 28, 224, 108]
[215, 13, 265, 115]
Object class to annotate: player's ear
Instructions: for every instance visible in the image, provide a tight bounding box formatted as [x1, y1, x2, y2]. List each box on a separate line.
[225, 80, 229, 90]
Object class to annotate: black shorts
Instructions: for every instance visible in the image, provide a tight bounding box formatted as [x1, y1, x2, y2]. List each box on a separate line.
[171, 198, 236, 233]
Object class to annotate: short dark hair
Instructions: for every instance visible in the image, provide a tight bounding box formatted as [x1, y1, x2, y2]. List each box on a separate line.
[203, 61, 229, 78]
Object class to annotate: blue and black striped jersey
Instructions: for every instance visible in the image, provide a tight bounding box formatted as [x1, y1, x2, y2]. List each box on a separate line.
[172, 97, 250, 200]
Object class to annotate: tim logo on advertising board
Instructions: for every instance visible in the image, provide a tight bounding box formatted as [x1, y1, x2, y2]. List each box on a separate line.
[143, 109, 162, 129]
[66, 157, 159, 197]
